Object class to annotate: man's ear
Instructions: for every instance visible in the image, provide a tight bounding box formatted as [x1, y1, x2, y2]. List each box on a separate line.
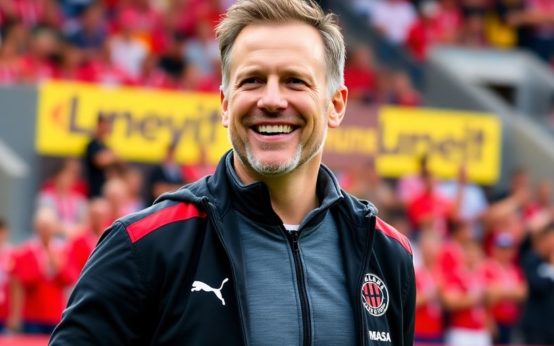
[220, 89, 229, 128]
[328, 86, 348, 128]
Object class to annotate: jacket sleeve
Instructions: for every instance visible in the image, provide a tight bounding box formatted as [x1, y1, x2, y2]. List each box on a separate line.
[49, 222, 148, 345]
[403, 254, 416, 346]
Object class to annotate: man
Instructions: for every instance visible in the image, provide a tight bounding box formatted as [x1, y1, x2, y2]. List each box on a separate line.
[84, 115, 120, 198]
[147, 143, 187, 205]
[66, 198, 112, 281]
[50, 0, 415, 345]
[520, 221, 554, 344]
[9, 208, 73, 334]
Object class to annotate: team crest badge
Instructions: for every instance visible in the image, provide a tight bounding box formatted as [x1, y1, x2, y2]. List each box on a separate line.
[361, 273, 389, 316]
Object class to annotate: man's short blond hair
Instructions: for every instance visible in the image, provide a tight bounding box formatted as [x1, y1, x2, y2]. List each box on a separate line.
[216, 0, 345, 97]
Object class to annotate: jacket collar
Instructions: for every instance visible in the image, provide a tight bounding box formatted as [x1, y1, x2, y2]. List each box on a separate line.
[209, 150, 344, 227]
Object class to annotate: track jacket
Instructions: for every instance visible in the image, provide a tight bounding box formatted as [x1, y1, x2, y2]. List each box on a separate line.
[50, 151, 415, 346]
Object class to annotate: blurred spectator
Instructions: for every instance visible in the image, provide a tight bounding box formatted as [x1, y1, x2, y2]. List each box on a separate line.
[52, 41, 88, 81]
[36, 158, 88, 238]
[397, 155, 432, 205]
[0, 218, 13, 332]
[389, 70, 421, 106]
[41, 157, 88, 197]
[40, 0, 64, 29]
[485, 0, 526, 49]
[439, 220, 474, 278]
[520, 221, 554, 345]
[524, 178, 553, 220]
[343, 44, 378, 103]
[102, 177, 134, 222]
[147, 143, 187, 205]
[368, 0, 418, 46]
[439, 164, 488, 238]
[8, 208, 73, 334]
[183, 19, 219, 78]
[434, 0, 464, 43]
[81, 41, 134, 86]
[156, 32, 186, 81]
[407, 169, 453, 235]
[460, 12, 489, 47]
[406, 0, 463, 61]
[116, 0, 163, 52]
[0, 22, 24, 84]
[414, 230, 444, 344]
[84, 115, 120, 198]
[122, 166, 146, 213]
[458, 0, 489, 47]
[522, 0, 554, 64]
[19, 26, 59, 83]
[483, 232, 527, 345]
[0, 19, 29, 54]
[341, 160, 398, 220]
[406, 0, 442, 62]
[140, 53, 174, 89]
[169, 0, 221, 39]
[0, 0, 45, 28]
[441, 240, 491, 346]
[58, 0, 95, 19]
[66, 198, 110, 279]
[109, 8, 148, 80]
[64, 2, 108, 57]
[484, 167, 530, 251]
[176, 59, 219, 92]
[181, 146, 215, 182]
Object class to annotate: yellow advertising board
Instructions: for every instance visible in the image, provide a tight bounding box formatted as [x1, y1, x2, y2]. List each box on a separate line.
[36, 81, 230, 164]
[36, 82, 501, 184]
[377, 107, 501, 184]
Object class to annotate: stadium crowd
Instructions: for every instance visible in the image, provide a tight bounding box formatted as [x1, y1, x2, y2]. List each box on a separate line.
[0, 0, 553, 345]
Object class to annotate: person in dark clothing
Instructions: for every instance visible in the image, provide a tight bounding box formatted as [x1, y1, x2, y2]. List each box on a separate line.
[520, 221, 554, 345]
[147, 143, 187, 205]
[84, 115, 120, 198]
[50, 0, 416, 344]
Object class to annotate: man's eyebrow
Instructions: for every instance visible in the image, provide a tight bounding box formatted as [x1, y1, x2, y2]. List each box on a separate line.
[234, 67, 265, 80]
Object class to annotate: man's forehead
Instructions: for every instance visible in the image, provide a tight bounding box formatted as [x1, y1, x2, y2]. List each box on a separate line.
[228, 21, 325, 70]
[235, 21, 323, 45]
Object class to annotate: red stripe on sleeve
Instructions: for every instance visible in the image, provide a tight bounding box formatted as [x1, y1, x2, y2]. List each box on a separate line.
[375, 217, 413, 255]
[127, 203, 206, 243]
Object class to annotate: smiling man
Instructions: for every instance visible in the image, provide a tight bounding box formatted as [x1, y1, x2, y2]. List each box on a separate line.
[50, 1, 415, 345]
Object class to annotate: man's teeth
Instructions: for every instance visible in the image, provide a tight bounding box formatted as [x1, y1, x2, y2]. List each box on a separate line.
[256, 124, 293, 134]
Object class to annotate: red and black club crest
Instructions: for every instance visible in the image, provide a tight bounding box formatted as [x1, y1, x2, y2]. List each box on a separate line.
[361, 273, 389, 317]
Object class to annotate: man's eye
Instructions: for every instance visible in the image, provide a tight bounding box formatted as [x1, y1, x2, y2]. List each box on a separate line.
[287, 77, 306, 85]
[239, 77, 262, 86]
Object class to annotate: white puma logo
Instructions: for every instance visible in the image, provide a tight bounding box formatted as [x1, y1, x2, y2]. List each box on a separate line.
[191, 278, 229, 306]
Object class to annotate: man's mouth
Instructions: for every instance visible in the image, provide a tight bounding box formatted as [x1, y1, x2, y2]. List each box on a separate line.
[253, 124, 297, 136]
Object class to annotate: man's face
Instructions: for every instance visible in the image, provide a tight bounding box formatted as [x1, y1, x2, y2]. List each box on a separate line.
[221, 22, 346, 178]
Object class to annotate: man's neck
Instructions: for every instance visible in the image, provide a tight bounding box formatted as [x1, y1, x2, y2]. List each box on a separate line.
[234, 156, 320, 225]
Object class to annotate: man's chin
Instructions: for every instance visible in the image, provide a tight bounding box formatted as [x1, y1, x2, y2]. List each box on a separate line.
[248, 159, 296, 176]
[246, 150, 301, 177]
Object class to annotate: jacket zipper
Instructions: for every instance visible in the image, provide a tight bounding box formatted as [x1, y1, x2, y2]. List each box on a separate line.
[202, 199, 250, 346]
[356, 214, 376, 346]
[284, 228, 311, 346]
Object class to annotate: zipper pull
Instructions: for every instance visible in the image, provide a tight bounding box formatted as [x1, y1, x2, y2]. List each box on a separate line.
[289, 231, 299, 252]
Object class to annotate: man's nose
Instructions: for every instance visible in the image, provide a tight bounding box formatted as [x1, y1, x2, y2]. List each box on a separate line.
[257, 78, 287, 113]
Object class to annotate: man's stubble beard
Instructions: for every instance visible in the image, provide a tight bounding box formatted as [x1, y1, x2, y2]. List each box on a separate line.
[244, 143, 302, 176]
[233, 128, 327, 177]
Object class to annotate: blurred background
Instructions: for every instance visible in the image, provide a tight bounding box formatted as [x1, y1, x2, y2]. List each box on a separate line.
[0, 0, 553, 345]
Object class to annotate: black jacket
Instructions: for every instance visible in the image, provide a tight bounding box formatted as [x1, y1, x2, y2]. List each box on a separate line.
[50, 152, 415, 346]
